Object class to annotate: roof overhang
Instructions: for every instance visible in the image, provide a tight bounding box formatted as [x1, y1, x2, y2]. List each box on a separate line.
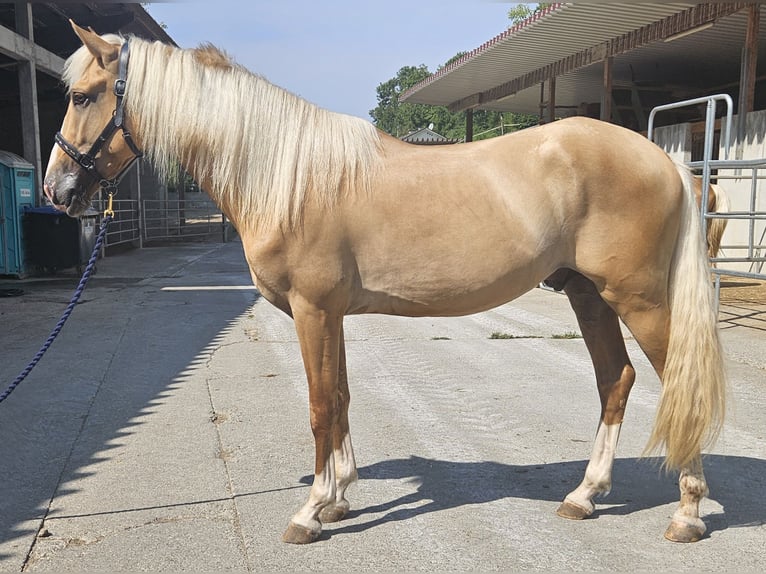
[0, 3, 176, 109]
[401, 2, 763, 117]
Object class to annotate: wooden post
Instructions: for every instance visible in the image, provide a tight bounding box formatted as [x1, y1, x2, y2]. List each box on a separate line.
[547, 76, 556, 122]
[465, 108, 474, 142]
[601, 56, 613, 122]
[738, 3, 760, 144]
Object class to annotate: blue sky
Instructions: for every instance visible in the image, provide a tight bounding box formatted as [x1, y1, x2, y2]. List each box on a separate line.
[144, 1, 515, 121]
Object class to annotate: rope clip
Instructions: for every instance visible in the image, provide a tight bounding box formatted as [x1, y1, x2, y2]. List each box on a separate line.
[104, 192, 115, 218]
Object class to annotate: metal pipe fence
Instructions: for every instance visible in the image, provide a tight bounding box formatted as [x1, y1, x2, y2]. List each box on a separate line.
[687, 158, 766, 276]
[92, 198, 140, 247]
[648, 94, 766, 303]
[91, 197, 227, 248]
[142, 198, 227, 243]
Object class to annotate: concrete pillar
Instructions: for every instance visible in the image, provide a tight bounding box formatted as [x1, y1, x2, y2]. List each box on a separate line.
[15, 1, 43, 201]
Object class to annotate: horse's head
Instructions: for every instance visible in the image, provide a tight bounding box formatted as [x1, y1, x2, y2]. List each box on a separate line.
[44, 21, 142, 217]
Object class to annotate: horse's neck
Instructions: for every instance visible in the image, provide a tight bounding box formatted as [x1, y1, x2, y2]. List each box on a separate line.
[130, 40, 380, 233]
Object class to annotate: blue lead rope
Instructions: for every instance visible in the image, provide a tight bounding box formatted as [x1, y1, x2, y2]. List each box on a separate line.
[0, 213, 113, 405]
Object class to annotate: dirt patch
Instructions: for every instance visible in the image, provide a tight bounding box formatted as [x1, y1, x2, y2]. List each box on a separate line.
[718, 278, 766, 304]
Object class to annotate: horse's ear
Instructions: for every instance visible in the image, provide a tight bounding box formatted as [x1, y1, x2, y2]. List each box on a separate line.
[70, 20, 119, 69]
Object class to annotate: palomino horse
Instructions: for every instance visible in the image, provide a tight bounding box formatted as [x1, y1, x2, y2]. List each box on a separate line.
[44, 23, 726, 545]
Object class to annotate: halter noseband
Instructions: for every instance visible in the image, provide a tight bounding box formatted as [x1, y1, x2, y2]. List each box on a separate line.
[54, 40, 143, 192]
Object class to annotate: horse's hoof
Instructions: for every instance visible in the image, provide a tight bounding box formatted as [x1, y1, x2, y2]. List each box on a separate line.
[664, 519, 706, 543]
[281, 521, 321, 544]
[556, 499, 593, 520]
[319, 501, 349, 523]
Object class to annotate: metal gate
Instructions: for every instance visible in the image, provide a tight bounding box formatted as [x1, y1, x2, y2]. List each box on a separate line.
[91, 196, 227, 247]
[648, 94, 766, 302]
[142, 198, 226, 242]
[92, 197, 140, 247]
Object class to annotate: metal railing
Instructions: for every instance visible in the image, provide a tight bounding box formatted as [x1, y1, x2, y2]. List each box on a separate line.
[648, 94, 733, 235]
[648, 94, 766, 301]
[92, 198, 140, 247]
[142, 198, 227, 242]
[695, 159, 766, 278]
[90, 196, 227, 248]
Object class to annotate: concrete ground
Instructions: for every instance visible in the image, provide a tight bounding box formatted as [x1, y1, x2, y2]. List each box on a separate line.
[0, 239, 764, 572]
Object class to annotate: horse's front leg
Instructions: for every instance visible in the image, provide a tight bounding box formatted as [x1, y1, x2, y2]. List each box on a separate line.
[282, 305, 344, 544]
[319, 324, 358, 523]
[665, 459, 709, 543]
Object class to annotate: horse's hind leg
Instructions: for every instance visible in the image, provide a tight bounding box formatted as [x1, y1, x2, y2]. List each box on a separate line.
[623, 312, 710, 542]
[552, 271, 636, 520]
[319, 324, 358, 523]
[666, 460, 708, 542]
[607, 288, 710, 542]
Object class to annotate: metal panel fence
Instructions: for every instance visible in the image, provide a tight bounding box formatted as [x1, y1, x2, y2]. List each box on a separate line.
[694, 159, 766, 280]
[91, 196, 227, 247]
[648, 94, 766, 303]
[142, 198, 226, 242]
[92, 198, 140, 247]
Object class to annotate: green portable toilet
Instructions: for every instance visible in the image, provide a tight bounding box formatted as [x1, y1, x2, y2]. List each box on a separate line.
[0, 150, 36, 276]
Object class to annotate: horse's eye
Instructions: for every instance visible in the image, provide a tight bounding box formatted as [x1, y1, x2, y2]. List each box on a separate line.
[71, 92, 89, 107]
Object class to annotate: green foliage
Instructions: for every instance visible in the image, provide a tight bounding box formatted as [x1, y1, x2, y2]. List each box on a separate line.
[368, 65, 429, 137]
[508, 3, 554, 25]
[369, 7, 555, 140]
[370, 61, 537, 141]
[489, 332, 543, 339]
[551, 331, 583, 339]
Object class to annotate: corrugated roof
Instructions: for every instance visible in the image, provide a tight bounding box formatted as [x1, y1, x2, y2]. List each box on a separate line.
[401, 2, 763, 118]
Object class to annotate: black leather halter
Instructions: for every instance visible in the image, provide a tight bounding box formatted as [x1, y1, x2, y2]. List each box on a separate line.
[54, 41, 143, 192]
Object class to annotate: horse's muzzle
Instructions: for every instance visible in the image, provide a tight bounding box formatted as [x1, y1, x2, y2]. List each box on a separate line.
[43, 175, 92, 217]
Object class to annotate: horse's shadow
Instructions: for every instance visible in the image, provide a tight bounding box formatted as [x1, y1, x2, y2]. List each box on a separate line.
[300, 454, 765, 539]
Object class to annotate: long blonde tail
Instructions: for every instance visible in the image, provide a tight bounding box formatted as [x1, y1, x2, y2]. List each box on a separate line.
[706, 183, 730, 261]
[645, 164, 726, 470]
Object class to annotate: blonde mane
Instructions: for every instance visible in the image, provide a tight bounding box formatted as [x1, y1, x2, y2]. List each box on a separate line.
[65, 35, 382, 230]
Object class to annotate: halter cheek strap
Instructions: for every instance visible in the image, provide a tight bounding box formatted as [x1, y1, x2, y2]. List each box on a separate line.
[54, 40, 143, 192]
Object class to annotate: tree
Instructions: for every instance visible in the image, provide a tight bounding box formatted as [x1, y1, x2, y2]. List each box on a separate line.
[370, 60, 536, 141]
[369, 65, 434, 138]
[508, 3, 553, 25]
[370, 6, 551, 140]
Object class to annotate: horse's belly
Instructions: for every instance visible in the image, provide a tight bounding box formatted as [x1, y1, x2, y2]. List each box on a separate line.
[348, 259, 553, 317]
[345, 168, 570, 317]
